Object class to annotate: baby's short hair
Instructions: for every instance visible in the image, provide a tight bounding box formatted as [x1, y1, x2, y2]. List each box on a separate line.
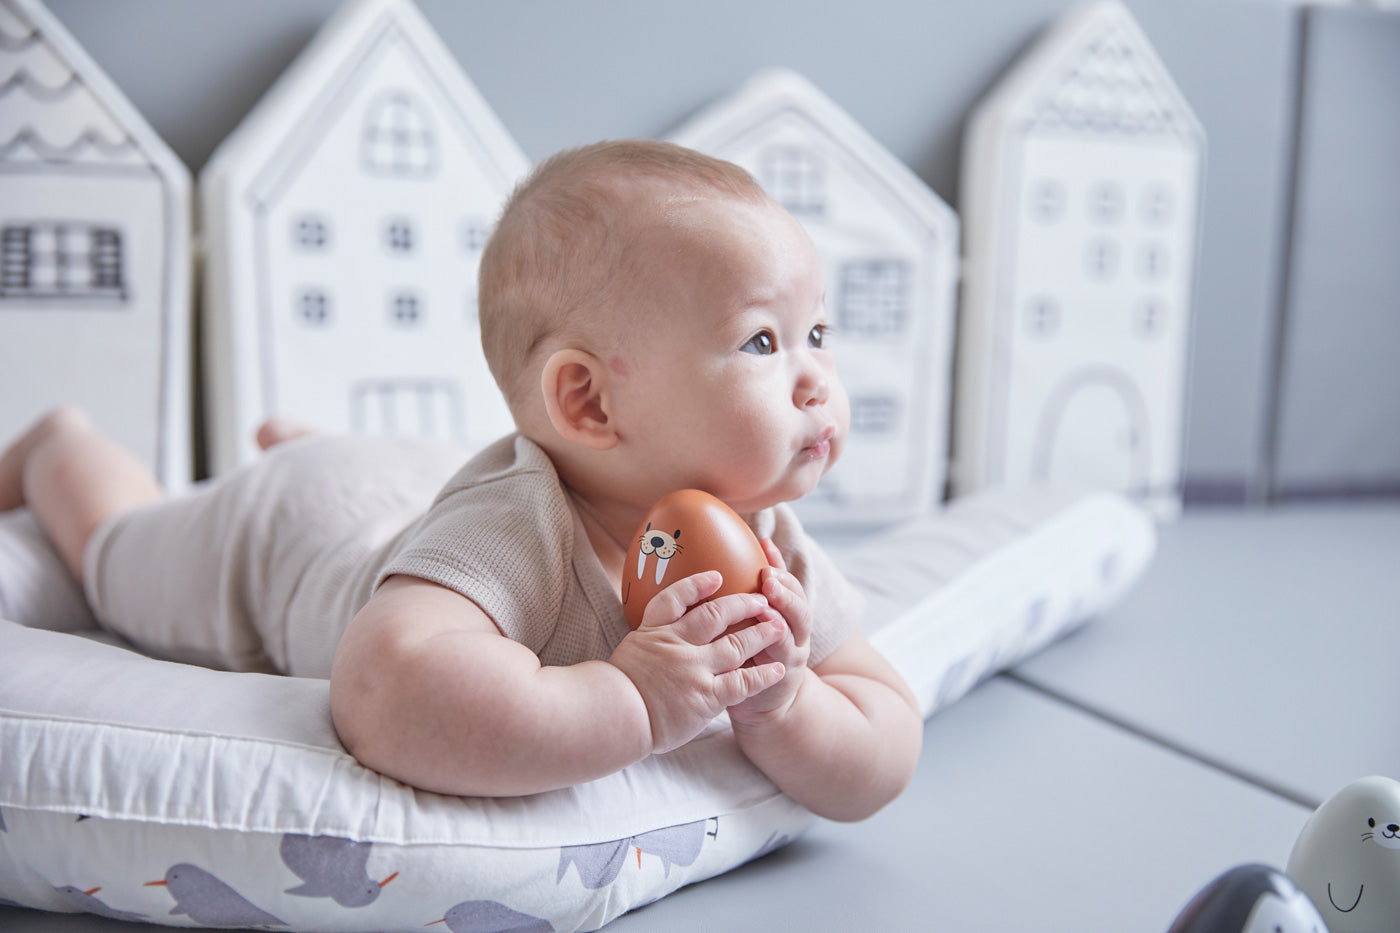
[478, 140, 769, 411]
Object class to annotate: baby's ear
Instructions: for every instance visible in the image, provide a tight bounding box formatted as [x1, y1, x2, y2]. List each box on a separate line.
[540, 349, 617, 449]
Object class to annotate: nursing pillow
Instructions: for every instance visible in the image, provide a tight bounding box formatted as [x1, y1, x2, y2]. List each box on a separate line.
[0, 486, 1154, 931]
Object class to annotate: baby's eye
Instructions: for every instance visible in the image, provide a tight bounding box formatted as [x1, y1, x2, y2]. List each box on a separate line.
[808, 324, 829, 349]
[742, 331, 776, 355]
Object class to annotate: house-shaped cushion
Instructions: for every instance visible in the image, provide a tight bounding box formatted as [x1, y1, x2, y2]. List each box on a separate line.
[669, 69, 961, 530]
[0, 0, 192, 487]
[199, 0, 528, 475]
[956, 0, 1205, 519]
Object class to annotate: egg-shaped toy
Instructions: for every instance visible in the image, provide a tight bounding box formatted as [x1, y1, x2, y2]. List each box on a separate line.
[1287, 775, 1400, 933]
[621, 489, 768, 630]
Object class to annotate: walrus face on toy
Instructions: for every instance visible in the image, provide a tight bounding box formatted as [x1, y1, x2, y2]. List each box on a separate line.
[1287, 775, 1400, 932]
[638, 525, 682, 565]
[621, 489, 768, 631]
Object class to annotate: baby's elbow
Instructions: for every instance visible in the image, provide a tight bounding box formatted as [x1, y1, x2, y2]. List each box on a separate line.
[829, 703, 924, 823]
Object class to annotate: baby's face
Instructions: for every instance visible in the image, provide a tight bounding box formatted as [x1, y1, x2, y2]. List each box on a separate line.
[609, 196, 848, 514]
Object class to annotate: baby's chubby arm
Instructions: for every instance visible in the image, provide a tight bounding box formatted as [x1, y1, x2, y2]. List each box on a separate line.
[329, 573, 787, 797]
[728, 545, 924, 822]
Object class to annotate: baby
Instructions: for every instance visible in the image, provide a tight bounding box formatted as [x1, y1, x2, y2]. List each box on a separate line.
[0, 140, 922, 822]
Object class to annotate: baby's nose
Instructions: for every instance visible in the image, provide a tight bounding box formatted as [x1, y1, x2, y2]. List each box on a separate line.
[796, 372, 830, 408]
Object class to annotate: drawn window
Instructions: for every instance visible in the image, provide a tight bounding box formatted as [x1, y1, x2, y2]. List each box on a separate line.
[850, 395, 901, 435]
[839, 260, 909, 337]
[1088, 181, 1124, 224]
[1135, 297, 1168, 337]
[293, 216, 329, 250]
[1140, 184, 1175, 227]
[1029, 179, 1066, 223]
[296, 288, 332, 327]
[389, 291, 423, 327]
[760, 146, 825, 216]
[461, 217, 492, 253]
[1, 223, 126, 303]
[1024, 295, 1061, 338]
[1085, 238, 1119, 280]
[361, 91, 437, 177]
[384, 218, 416, 254]
[1138, 241, 1170, 280]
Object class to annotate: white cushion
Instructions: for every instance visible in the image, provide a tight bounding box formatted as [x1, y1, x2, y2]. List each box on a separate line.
[0, 486, 1153, 930]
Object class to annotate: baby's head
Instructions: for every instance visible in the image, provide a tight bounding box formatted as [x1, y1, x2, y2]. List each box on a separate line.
[479, 140, 767, 408]
[479, 140, 848, 514]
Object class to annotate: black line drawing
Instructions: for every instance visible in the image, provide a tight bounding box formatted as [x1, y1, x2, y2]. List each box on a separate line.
[360, 88, 437, 177]
[759, 144, 825, 216]
[959, 2, 1203, 517]
[0, 222, 127, 303]
[350, 377, 465, 444]
[205, 2, 527, 474]
[0, 0, 191, 486]
[838, 259, 909, 338]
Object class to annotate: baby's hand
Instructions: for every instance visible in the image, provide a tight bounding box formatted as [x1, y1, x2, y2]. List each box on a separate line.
[726, 539, 813, 729]
[610, 571, 787, 754]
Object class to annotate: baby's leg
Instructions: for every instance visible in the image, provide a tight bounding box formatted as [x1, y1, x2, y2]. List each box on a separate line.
[0, 406, 161, 581]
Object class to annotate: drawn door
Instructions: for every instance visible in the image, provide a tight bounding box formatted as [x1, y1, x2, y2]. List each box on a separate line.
[1032, 370, 1149, 493]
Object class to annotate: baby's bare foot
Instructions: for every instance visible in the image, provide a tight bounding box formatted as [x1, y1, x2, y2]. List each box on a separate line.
[255, 416, 317, 451]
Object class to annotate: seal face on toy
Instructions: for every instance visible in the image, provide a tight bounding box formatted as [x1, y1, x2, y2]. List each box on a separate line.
[1287, 775, 1400, 932]
[621, 489, 767, 631]
[1167, 863, 1327, 933]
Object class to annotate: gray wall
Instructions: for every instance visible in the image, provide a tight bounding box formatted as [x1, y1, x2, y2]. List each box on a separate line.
[42, 0, 1400, 504]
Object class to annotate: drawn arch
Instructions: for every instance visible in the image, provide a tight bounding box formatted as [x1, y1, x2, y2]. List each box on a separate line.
[1031, 367, 1150, 492]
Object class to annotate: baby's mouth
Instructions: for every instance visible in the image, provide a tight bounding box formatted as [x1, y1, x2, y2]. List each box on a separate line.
[802, 425, 836, 459]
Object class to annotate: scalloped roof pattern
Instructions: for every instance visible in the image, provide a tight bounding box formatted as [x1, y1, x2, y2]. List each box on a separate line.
[0, 1, 140, 165]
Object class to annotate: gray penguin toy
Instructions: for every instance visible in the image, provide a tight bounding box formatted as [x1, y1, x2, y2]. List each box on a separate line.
[1167, 863, 1328, 933]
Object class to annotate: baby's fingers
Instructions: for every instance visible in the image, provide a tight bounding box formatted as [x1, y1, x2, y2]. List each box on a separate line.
[640, 571, 725, 629]
[712, 660, 786, 709]
[762, 570, 812, 646]
[708, 612, 785, 670]
[671, 591, 770, 645]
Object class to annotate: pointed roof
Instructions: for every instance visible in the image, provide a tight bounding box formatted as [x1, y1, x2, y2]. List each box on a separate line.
[0, 0, 185, 172]
[991, 0, 1203, 143]
[202, 0, 526, 204]
[670, 68, 956, 234]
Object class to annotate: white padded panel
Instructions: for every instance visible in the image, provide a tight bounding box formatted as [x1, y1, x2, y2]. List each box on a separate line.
[956, 0, 1204, 519]
[669, 68, 960, 530]
[199, 0, 527, 475]
[0, 0, 192, 488]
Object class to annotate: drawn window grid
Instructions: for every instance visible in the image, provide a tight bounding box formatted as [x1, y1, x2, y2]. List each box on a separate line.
[461, 217, 492, 252]
[838, 259, 910, 338]
[385, 217, 416, 254]
[292, 216, 330, 251]
[850, 394, 901, 435]
[1, 222, 126, 303]
[760, 145, 825, 216]
[361, 91, 437, 177]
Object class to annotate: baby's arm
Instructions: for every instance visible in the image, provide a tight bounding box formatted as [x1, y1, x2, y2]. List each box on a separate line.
[726, 544, 922, 821]
[730, 631, 923, 822]
[330, 573, 785, 797]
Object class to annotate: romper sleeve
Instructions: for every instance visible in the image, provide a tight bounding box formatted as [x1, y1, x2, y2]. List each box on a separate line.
[374, 437, 575, 657]
[753, 503, 863, 665]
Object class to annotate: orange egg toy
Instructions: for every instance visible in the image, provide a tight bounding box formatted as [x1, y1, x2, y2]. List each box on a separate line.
[621, 489, 769, 631]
